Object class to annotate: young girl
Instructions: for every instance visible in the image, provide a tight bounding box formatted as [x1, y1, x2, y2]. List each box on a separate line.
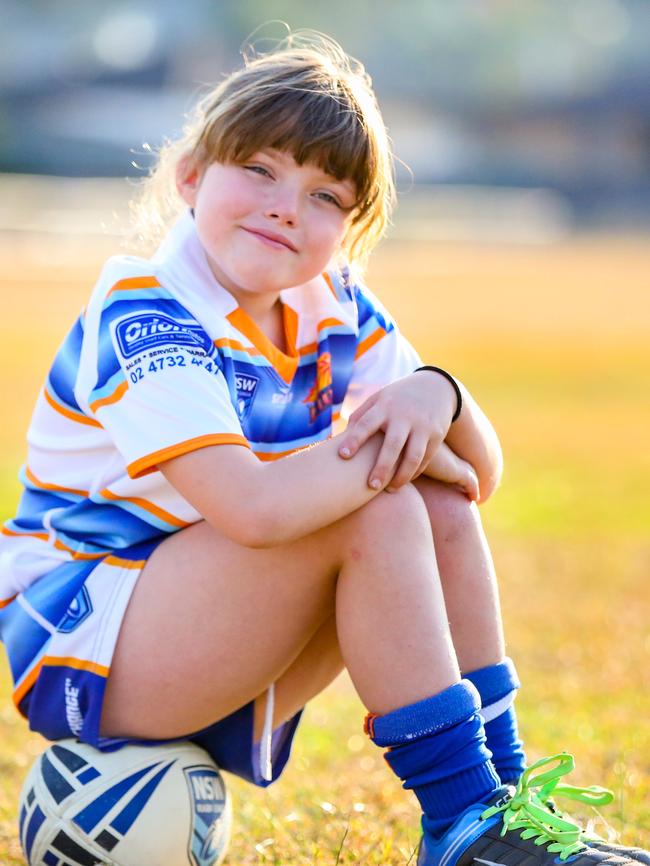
[1, 32, 646, 866]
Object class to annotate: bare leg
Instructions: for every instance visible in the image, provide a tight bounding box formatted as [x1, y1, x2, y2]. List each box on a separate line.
[251, 478, 509, 740]
[414, 477, 506, 673]
[100, 482, 459, 740]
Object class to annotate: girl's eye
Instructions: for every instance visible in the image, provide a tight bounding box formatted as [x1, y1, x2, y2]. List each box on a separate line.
[244, 165, 272, 177]
[314, 191, 341, 207]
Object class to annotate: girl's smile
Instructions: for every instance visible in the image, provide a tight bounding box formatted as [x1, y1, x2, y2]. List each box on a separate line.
[177, 149, 357, 317]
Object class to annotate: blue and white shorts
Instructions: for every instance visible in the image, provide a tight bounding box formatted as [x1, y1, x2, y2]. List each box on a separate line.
[0, 539, 303, 787]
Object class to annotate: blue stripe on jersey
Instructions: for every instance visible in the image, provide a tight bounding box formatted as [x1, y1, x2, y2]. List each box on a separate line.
[353, 282, 396, 334]
[47, 315, 86, 414]
[88, 368, 126, 406]
[92, 493, 185, 535]
[50, 503, 165, 551]
[102, 286, 170, 310]
[19, 472, 86, 505]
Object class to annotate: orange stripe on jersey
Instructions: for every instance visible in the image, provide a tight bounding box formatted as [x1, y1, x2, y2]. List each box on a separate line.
[24, 466, 89, 498]
[322, 271, 337, 299]
[106, 275, 162, 297]
[227, 308, 299, 384]
[298, 318, 346, 357]
[99, 488, 192, 529]
[44, 387, 102, 428]
[214, 337, 262, 356]
[355, 326, 387, 360]
[13, 656, 111, 710]
[0, 594, 17, 608]
[103, 555, 147, 570]
[89, 379, 128, 413]
[2, 526, 107, 560]
[2, 526, 49, 543]
[127, 433, 250, 479]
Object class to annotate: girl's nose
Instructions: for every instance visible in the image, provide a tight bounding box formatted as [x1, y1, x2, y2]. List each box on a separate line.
[265, 186, 299, 226]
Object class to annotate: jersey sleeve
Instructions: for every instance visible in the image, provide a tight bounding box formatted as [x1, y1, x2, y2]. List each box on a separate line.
[342, 278, 422, 418]
[76, 264, 249, 479]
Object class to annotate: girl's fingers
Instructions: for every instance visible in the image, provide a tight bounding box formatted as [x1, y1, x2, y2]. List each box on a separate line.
[386, 434, 428, 490]
[368, 425, 410, 490]
[461, 468, 480, 502]
[338, 405, 385, 458]
[413, 442, 437, 481]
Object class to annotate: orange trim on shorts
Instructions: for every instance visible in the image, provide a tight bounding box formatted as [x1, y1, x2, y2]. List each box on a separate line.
[44, 387, 102, 428]
[0, 594, 17, 609]
[355, 326, 387, 360]
[127, 433, 250, 479]
[106, 275, 162, 297]
[99, 488, 192, 529]
[89, 379, 128, 413]
[103, 555, 147, 569]
[13, 656, 111, 710]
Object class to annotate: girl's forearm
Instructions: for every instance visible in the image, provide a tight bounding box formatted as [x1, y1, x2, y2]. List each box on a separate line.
[255, 433, 384, 545]
[443, 383, 503, 501]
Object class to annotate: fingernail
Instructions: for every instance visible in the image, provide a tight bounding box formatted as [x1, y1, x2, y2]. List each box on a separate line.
[340, 447, 350, 458]
[370, 478, 381, 490]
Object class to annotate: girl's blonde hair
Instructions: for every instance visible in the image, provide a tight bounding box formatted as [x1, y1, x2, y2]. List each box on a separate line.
[131, 31, 396, 271]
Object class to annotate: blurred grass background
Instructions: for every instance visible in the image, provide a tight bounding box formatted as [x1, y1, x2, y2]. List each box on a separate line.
[0, 179, 648, 863]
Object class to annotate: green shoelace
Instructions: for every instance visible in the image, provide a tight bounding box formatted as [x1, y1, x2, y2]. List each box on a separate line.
[481, 753, 614, 862]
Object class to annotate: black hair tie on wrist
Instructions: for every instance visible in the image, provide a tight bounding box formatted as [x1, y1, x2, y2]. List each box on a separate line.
[414, 365, 462, 422]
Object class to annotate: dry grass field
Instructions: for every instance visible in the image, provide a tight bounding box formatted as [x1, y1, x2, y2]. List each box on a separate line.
[0, 198, 649, 863]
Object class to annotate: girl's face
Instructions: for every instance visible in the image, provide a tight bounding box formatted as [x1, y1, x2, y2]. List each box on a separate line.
[177, 148, 358, 303]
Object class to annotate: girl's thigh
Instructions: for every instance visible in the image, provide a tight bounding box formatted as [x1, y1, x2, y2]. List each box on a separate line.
[100, 518, 345, 740]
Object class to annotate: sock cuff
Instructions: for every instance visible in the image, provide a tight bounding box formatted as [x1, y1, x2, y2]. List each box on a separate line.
[364, 680, 481, 747]
[463, 657, 520, 705]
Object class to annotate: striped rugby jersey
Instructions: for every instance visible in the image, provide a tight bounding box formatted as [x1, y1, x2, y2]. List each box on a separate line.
[0, 210, 421, 606]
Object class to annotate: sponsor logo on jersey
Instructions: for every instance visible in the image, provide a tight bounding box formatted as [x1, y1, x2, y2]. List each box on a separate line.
[303, 352, 334, 423]
[185, 766, 229, 866]
[114, 312, 212, 359]
[235, 373, 260, 419]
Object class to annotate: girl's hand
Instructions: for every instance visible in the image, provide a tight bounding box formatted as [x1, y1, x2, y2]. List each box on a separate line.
[338, 372, 458, 490]
[420, 442, 479, 501]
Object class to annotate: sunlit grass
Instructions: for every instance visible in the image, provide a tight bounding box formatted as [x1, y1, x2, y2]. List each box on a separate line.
[0, 225, 649, 863]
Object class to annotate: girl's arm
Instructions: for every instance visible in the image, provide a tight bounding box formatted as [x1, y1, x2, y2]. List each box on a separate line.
[435, 379, 503, 503]
[160, 432, 387, 549]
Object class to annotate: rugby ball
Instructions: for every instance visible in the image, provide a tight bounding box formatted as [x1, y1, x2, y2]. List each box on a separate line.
[18, 738, 232, 866]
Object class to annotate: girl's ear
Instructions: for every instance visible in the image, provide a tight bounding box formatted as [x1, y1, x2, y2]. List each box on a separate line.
[176, 153, 201, 206]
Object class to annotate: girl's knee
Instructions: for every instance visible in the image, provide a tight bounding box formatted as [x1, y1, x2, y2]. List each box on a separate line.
[342, 482, 432, 549]
[414, 477, 478, 540]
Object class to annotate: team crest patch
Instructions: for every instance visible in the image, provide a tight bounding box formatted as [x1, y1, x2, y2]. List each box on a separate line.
[303, 351, 334, 423]
[57, 586, 93, 634]
[114, 312, 212, 359]
[184, 766, 229, 866]
[235, 372, 260, 419]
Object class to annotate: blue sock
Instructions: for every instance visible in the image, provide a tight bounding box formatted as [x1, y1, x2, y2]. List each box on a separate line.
[364, 680, 501, 838]
[464, 658, 527, 785]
